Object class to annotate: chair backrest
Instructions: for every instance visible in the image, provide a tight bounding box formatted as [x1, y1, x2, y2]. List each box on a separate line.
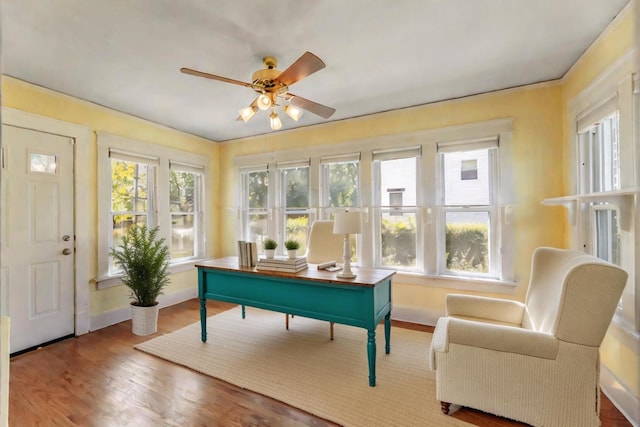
[523, 247, 627, 347]
[305, 220, 344, 264]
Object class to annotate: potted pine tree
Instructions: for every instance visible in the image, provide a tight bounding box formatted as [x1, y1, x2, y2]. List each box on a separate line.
[110, 225, 170, 336]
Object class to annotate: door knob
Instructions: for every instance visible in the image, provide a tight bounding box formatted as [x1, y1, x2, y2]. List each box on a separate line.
[62, 248, 73, 255]
[62, 235, 71, 242]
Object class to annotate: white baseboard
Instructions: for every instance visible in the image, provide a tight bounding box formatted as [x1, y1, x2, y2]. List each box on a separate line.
[600, 363, 640, 427]
[89, 287, 198, 331]
[391, 305, 444, 326]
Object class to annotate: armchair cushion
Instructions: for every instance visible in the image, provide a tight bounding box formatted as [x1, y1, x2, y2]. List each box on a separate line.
[430, 317, 559, 370]
[445, 294, 525, 327]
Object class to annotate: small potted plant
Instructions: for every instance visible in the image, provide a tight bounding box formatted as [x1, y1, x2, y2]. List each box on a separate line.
[110, 225, 170, 336]
[284, 239, 300, 259]
[263, 238, 278, 259]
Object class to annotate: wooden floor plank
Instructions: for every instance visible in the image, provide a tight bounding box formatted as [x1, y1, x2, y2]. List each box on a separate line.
[9, 299, 631, 426]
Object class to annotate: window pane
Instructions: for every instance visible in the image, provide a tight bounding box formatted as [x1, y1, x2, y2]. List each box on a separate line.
[247, 171, 268, 209]
[30, 153, 57, 174]
[285, 214, 308, 254]
[170, 170, 196, 213]
[589, 114, 620, 193]
[443, 149, 490, 206]
[379, 157, 416, 206]
[381, 213, 416, 268]
[594, 207, 620, 266]
[110, 215, 147, 272]
[283, 167, 309, 208]
[445, 211, 489, 273]
[247, 213, 269, 250]
[111, 159, 148, 212]
[326, 162, 359, 207]
[171, 214, 194, 259]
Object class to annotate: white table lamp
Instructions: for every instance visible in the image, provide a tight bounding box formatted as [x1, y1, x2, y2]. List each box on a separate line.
[333, 211, 361, 279]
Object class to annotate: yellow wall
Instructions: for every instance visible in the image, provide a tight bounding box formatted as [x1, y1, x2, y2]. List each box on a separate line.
[219, 83, 566, 308]
[1, 76, 219, 318]
[561, 3, 639, 400]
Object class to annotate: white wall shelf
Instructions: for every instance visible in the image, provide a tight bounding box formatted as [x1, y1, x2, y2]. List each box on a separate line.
[542, 188, 639, 231]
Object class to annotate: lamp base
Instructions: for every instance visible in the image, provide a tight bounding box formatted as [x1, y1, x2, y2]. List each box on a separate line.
[336, 271, 357, 279]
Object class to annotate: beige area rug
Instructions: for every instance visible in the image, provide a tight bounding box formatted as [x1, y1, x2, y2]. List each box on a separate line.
[135, 306, 472, 427]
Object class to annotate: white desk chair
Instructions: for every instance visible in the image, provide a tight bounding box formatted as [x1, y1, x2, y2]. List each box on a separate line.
[286, 220, 344, 339]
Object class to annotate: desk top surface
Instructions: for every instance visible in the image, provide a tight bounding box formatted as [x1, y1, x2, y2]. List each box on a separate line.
[195, 257, 395, 287]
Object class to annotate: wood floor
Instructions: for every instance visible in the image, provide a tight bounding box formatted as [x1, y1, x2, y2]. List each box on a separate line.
[9, 299, 632, 427]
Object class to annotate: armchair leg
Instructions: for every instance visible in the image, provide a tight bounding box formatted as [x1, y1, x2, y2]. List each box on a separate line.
[285, 314, 289, 330]
[440, 402, 451, 415]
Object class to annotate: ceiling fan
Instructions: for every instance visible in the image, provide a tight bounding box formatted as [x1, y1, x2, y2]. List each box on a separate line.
[180, 52, 335, 130]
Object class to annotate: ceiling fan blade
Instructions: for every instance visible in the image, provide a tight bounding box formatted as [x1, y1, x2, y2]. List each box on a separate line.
[288, 94, 336, 119]
[180, 67, 254, 88]
[276, 52, 326, 86]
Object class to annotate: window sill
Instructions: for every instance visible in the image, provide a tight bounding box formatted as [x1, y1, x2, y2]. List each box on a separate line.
[394, 271, 518, 294]
[95, 258, 205, 290]
[542, 187, 640, 231]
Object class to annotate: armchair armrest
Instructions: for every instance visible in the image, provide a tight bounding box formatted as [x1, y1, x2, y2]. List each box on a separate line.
[432, 317, 559, 360]
[446, 294, 525, 326]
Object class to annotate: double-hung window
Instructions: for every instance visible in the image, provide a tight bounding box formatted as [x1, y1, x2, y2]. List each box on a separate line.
[169, 161, 204, 261]
[437, 138, 500, 278]
[278, 161, 311, 254]
[372, 147, 421, 271]
[97, 133, 209, 286]
[240, 166, 270, 249]
[577, 103, 621, 264]
[108, 149, 158, 273]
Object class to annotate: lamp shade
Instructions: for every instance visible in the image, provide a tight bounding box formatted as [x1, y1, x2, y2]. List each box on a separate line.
[333, 211, 361, 234]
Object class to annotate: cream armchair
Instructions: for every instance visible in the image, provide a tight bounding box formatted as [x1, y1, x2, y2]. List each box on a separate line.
[429, 247, 627, 427]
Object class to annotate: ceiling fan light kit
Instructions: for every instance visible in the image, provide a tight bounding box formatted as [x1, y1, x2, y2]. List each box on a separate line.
[284, 105, 303, 121]
[269, 111, 282, 130]
[181, 52, 335, 131]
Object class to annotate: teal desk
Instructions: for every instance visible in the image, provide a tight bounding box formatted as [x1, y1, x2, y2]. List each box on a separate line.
[195, 257, 395, 387]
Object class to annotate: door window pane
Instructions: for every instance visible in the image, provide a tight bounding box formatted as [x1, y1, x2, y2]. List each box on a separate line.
[30, 153, 57, 174]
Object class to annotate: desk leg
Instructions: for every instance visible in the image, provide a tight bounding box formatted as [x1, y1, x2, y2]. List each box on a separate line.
[367, 329, 376, 387]
[384, 312, 391, 354]
[200, 298, 207, 342]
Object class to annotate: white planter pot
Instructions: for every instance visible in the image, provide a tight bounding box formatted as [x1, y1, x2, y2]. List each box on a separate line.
[131, 303, 159, 336]
[265, 249, 276, 259]
[287, 249, 298, 259]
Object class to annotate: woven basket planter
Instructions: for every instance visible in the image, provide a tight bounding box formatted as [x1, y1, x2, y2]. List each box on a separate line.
[131, 303, 159, 336]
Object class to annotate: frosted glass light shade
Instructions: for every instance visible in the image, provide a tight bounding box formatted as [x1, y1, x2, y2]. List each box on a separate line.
[269, 112, 282, 130]
[257, 94, 272, 110]
[238, 106, 257, 122]
[284, 105, 303, 121]
[333, 211, 361, 234]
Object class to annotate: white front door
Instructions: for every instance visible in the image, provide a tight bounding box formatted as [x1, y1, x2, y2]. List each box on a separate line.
[1, 125, 75, 354]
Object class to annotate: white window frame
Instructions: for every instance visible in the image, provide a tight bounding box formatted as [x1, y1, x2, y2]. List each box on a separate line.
[233, 119, 514, 292]
[277, 160, 312, 255]
[169, 161, 205, 262]
[372, 147, 422, 272]
[96, 133, 209, 289]
[436, 138, 501, 280]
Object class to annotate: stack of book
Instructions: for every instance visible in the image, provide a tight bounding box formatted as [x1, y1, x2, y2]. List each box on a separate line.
[256, 257, 308, 273]
[237, 241, 258, 267]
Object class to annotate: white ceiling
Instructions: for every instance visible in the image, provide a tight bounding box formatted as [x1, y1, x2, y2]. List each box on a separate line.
[1, 1, 629, 142]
